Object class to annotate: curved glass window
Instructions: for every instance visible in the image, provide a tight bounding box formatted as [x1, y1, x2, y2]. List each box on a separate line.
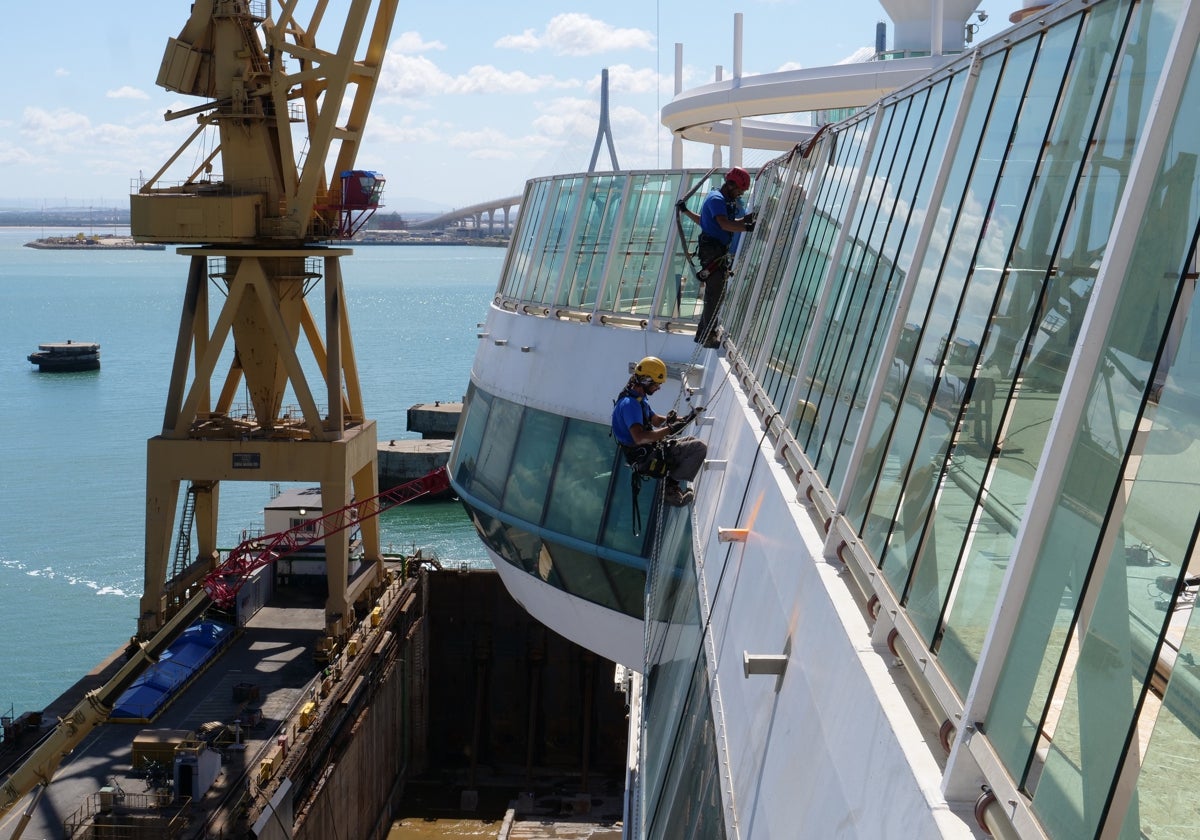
[450, 383, 677, 619]
[702, 0, 1200, 834]
[543, 418, 617, 542]
[640, 501, 725, 839]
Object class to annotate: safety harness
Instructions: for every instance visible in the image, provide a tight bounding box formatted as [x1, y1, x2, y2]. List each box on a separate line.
[616, 388, 671, 474]
[614, 386, 700, 535]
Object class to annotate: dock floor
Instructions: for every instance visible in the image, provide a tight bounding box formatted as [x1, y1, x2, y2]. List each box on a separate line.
[0, 588, 326, 840]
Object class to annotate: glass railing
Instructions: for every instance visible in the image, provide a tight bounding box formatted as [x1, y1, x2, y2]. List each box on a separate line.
[713, 0, 1200, 835]
[497, 169, 722, 331]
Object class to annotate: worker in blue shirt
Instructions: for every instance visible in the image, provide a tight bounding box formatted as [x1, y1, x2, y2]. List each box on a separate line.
[677, 167, 756, 348]
[612, 356, 706, 506]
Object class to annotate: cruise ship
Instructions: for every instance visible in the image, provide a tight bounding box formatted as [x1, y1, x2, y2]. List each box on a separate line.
[447, 0, 1200, 837]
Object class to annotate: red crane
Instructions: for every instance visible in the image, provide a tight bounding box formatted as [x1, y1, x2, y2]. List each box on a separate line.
[203, 467, 452, 606]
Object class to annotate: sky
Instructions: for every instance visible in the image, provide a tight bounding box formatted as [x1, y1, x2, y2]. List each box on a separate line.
[0, 0, 1027, 213]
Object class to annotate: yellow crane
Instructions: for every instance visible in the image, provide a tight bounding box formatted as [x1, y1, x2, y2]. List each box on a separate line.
[3, 1, 399, 833]
[128, 0, 400, 639]
[133, 0, 397, 244]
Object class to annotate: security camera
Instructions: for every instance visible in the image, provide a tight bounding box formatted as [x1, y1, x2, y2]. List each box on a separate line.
[977, 10, 988, 22]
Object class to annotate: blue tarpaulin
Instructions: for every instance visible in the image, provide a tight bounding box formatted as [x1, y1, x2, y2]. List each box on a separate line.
[111, 620, 233, 721]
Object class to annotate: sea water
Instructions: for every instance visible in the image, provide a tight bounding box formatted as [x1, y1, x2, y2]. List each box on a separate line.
[0, 227, 500, 716]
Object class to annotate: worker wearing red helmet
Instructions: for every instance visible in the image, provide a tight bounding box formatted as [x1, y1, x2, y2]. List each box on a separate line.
[677, 166, 756, 348]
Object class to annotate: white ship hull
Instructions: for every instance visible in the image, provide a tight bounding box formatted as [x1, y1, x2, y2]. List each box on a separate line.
[451, 0, 1200, 837]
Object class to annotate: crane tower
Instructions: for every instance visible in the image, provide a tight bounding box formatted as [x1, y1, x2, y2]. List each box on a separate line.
[130, 0, 399, 636]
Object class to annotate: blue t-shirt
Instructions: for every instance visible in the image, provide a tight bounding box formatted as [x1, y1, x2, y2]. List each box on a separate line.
[698, 188, 746, 253]
[612, 393, 654, 446]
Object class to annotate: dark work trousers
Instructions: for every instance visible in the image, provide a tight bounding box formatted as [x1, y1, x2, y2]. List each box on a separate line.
[695, 238, 729, 344]
[664, 437, 707, 483]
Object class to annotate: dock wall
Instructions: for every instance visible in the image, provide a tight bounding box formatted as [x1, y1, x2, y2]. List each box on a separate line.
[377, 403, 461, 492]
[279, 570, 626, 839]
[288, 645, 414, 840]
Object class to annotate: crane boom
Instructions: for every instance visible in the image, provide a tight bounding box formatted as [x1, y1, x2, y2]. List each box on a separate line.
[0, 592, 209, 829]
[204, 467, 451, 605]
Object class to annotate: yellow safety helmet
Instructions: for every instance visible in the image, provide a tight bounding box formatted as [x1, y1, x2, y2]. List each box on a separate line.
[634, 356, 668, 385]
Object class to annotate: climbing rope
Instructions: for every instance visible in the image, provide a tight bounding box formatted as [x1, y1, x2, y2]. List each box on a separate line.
[673, 168, 717, 282]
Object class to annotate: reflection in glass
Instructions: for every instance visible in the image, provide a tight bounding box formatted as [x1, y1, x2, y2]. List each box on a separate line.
[502, 407, 564, 523]
[557, 175, 622, 309]
[846, 54, 1006, 542]
[543, 418, 616, 543]
[986, 0, 1188, 800]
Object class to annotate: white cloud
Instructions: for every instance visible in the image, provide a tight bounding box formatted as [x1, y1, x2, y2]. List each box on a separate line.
[21, 108, 93, 149]
[392, 31, 446, 54]
[446, 126, 517, 151]
[590, 65, 667, 96]
[495, 29, 540, 53]
[466, 147, 521, 161]
[0, 143, 38, 166]
[529, 97, 597, 138]
[13, 106, 196, 186]
[106, 86, 150, 101]
[379, 53, 453, 98]
[54, 68, 70, 78]
[368, 115, 456, 146]
[496, 13, 653, 56]
[448, 65, 578, 95]
[379, 52, 579, 100]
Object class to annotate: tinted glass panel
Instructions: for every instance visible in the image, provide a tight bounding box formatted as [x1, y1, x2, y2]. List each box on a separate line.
[502, 407, 565, 523]
[543, 418, 616, 542]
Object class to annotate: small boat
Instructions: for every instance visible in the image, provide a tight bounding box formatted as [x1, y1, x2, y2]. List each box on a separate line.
[27, 341, 100, 372]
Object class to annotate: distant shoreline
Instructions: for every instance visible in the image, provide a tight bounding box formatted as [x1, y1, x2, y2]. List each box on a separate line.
[19, 232, 508, 249]
[24, 235, 166, 251]
[353, 236, 508, 247]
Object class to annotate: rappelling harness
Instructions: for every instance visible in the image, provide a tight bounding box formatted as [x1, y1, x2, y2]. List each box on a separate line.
[614, 384, 700, 535]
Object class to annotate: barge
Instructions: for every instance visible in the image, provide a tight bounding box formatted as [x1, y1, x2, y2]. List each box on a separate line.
[26, 341, 100, 372]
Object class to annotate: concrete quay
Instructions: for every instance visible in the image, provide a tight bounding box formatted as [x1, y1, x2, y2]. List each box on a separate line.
[405, 402, 461, 440]
[378, 402, 461, 493]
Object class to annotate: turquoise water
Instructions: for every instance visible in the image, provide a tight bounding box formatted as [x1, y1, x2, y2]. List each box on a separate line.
[0, 228, 499, 715]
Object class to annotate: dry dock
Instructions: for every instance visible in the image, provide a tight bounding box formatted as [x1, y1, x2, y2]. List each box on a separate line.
[0, 569, 627, 840]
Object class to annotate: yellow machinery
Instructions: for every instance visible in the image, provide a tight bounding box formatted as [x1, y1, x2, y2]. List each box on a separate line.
[130, 0, 399, 636]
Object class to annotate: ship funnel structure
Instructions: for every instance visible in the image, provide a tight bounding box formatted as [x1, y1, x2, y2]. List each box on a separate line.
[877, 0, 984, 54]
[1010, 0, 1053, 22]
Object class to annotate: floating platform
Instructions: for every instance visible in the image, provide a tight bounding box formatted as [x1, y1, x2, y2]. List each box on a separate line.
[27, 341, 100, 372]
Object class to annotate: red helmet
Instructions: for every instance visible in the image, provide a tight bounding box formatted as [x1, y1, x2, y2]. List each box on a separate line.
[725, 166, 751, 192]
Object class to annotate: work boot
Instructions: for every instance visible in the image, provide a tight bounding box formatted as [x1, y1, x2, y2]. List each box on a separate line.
[698, 326, 722, 349]
[664, 482, 694, 507]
